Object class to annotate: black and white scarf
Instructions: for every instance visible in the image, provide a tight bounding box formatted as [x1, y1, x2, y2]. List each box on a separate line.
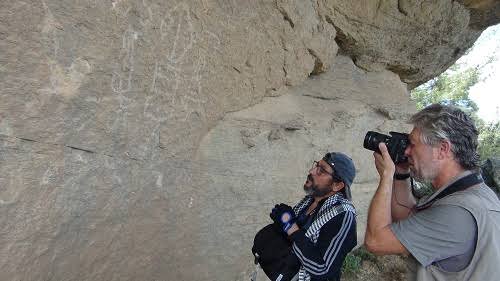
[292, 194, 356, 281]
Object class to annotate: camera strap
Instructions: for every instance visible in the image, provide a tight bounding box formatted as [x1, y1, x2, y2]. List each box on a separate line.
[415, 172, 483, 211]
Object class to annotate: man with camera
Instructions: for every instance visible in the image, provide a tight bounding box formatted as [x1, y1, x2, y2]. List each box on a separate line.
[364, 104, 500, 280]
[257, 152, 357, 281]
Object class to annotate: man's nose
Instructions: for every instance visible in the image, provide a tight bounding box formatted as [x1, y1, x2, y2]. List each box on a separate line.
[404, 146, 411, 156]
[309, 167, 317, 175]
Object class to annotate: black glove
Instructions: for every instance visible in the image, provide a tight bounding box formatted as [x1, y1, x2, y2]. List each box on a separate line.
[270, 203, 297, 233]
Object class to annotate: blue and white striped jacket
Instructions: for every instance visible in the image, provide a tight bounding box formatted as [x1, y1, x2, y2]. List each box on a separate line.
[291, 194, 357, 281]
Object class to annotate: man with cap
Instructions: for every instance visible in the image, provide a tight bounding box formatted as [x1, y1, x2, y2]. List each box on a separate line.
[270, 152, 357, 281]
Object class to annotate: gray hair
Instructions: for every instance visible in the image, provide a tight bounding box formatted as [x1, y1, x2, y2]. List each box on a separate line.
[409, 104, 480, 169]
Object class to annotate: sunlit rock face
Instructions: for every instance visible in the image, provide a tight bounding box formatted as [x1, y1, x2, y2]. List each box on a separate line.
[196, 55, 416, 280]
[319, 0, 496, 88]
[0, 1, 496, 280]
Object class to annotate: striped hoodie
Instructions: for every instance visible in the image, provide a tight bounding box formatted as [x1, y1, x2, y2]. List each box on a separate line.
[290, 194, 357, 281]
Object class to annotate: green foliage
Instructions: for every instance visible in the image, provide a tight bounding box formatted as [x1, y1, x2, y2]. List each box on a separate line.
[351, 246, 378, 263]
[478, 121, 500, 160]
[341, 253, 362, 275]
[410, 65, 499, 161]
[411, 66, 480, 115]
[341, 246, 378, 275]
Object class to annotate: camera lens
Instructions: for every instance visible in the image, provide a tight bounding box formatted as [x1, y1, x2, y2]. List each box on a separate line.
[363, 131, 389, 152]
[363, 131, 409, 164]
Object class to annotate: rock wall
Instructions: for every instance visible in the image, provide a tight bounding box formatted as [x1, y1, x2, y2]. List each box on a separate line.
[0, 0, 496, 280]
[196, 55, 415, 279]
[322, 0, 482, 88]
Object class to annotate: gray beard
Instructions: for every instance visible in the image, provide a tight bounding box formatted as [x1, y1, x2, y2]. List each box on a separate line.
[410, 164, 438, 186]
[410, 171, 433, 186]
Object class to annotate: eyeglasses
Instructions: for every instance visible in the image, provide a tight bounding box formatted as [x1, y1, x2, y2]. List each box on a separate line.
[311, 161, 332, 176]
[311, 161, 343, 183]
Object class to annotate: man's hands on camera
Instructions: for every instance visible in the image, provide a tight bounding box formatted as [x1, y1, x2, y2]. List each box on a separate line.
[374, 143, 396, 178]
[270, 203, 297, 235]
[375, 143, 410, 180]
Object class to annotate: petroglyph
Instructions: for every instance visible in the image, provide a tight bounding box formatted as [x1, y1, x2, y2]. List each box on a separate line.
[41, 167, 58, 185]
[160, 3, 195, 64]
[107, 1, 225, 127]
[111, 27, 138, 95]
[146, 3, 221, 123]
[41, 1, 62, 58]
[0, 176, 23, 205]
[140, 0, 154, 27]
[217, 0, 237, 15]
[47, 58, 92, 98]
[111, 0, 119, 9]
[41, 1, 89, 99]
[152, 171, 163, 188]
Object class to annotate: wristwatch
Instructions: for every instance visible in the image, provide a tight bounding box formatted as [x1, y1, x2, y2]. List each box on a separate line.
[394, 173, 410, 180]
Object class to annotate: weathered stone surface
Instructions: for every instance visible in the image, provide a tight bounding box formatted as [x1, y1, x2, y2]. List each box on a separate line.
[0, 1, 333, 280]
[195, 55, 415, 280]
[319, 0, 487, 88]
[0, 0, 497, 280]
[458, 0, 500, 29]
[0, 1, 335, 280]
[0, 0, 338, 160]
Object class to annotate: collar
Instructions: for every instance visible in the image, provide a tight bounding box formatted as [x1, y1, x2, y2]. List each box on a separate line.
[416, 170, 481, 210]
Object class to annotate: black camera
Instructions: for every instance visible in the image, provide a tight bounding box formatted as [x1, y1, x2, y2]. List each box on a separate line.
[363, 131, 409, 164]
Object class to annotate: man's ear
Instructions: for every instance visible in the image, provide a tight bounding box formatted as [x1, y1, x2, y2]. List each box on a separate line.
[331, 181, 345, 192]
[437, 140, 452, 160]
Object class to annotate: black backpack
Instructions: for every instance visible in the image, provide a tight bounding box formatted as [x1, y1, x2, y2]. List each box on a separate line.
[251, 223, 300, 281]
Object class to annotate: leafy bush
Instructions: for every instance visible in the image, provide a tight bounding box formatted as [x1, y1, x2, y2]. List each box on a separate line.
[478, 121, 500, 161]
[341, 253, 362, 275]
[341, 246, 378, 275]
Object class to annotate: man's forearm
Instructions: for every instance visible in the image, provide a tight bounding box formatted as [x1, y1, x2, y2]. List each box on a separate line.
[367, 172, 393, 233]
[391, 178, 416, 221]
[365, 144, 410, 255]
[365, 172, 393, 251]
[365, 173, 410, 255]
